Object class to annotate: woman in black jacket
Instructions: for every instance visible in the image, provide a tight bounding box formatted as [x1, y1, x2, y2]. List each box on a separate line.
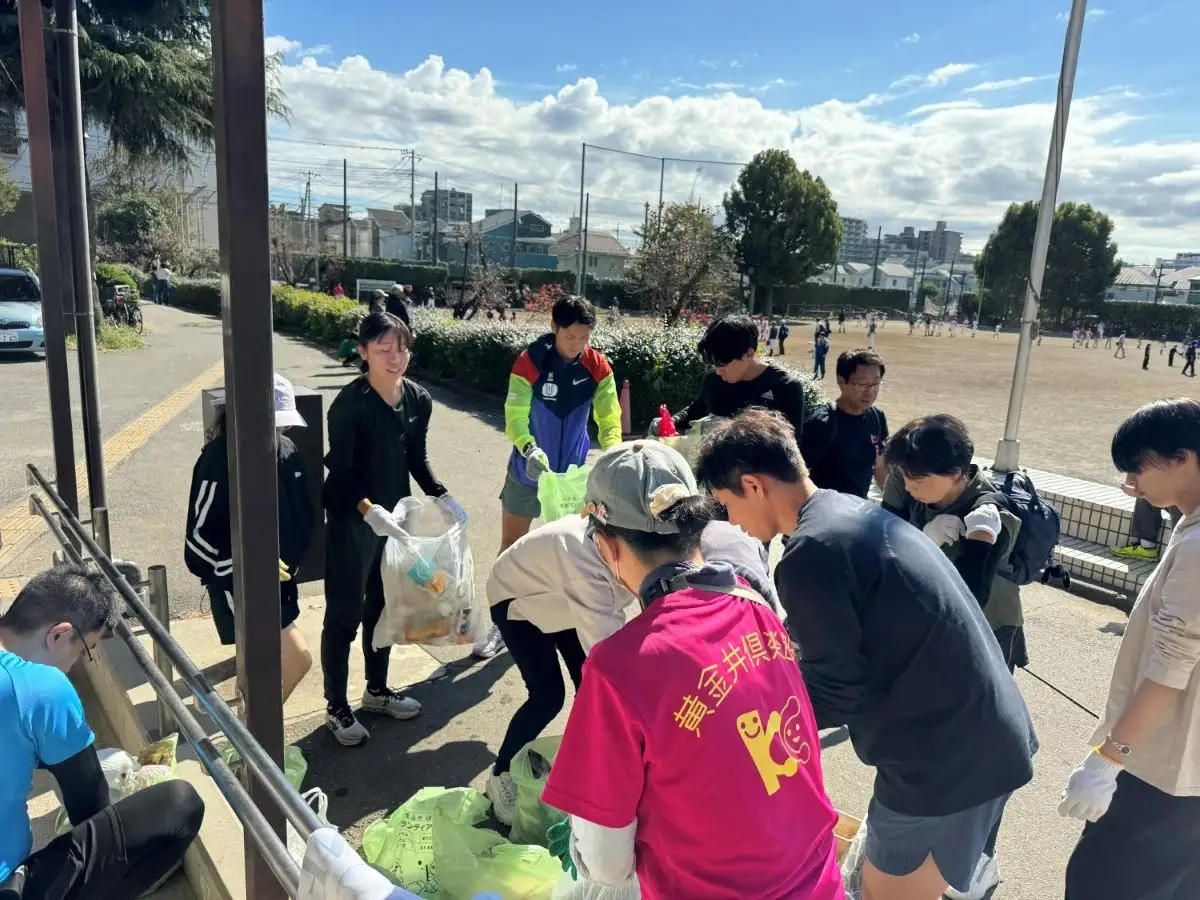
[184, 373, 315, 703]
[321, 310, 461, 747]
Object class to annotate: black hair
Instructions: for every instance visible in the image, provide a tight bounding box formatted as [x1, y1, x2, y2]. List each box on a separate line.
[698, 316, 758, 367]
[591, 494, 721, 563]
[551, 295, 597, 329]
[1111, 399, 1200, 474]
[1, 564, 119, 638]
[884, 414, 974, 478]
[695, 409, 807, 493]
[835, 348, 886, 382]
[356, 311, 413, 374]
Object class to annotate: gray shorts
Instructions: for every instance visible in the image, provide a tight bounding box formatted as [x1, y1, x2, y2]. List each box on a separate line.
[499, 470, 541, 519]
[865, 793, 1010, 892]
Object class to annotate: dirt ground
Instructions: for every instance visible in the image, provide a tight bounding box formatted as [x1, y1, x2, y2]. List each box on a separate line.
[777, 322, 1192, 484]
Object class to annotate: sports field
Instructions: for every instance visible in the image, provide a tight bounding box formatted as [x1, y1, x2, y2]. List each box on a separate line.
[779, 323, 1191, 485]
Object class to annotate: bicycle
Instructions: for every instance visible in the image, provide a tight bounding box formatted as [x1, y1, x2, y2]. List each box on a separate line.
[104, 286, 144, 334]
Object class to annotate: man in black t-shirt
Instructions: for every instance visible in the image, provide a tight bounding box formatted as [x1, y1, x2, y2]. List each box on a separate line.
[656, 315, 807, 440]
[801, 348, 888, 497]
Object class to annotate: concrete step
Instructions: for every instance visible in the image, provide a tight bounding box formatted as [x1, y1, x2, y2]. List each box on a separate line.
[1052, 534, 1158, 597]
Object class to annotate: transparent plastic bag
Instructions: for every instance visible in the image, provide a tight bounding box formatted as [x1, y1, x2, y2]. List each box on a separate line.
[216, 741, 308, 792]
[508, 736, 563, 847]
[839, 812, 867, 900]
[374, 496, 480, 649]
[536, 465, 591, 523]
[550, 873, 640, 900]
[287, 788, 332, 864]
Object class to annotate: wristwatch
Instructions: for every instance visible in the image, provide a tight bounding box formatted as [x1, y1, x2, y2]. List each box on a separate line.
[1103, 733, 1132, 758]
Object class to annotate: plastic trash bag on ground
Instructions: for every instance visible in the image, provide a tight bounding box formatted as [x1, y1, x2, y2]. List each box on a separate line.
[432, 803, 561, 900]
[55, 737, 179, 835]
[362, 787, 490, 897]
[508, 736, 563, 847]
[838, 811, 867, 900]
[288, 787, 333, 864]
[217, 741, 308, 792]
[374, 497, 480, 649]
[550, 873, 640, 900]
[536, 466, 591, 523]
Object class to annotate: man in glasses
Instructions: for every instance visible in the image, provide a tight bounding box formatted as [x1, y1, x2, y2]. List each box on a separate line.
[800, 348, 889, 499]
[0, 565, 204, 898]
[652, 315, 808, 441]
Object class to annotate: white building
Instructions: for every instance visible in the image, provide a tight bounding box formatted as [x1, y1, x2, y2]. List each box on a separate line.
[554, 218, 631, 281]
[838, 217, 872, 264]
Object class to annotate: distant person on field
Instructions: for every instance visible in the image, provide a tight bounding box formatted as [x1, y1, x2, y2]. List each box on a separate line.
[1061, 399, 1200, 898]
[1184, 342, 1197, 378]
[867, 313, 877, 349]
[801, 348, 888, 499]
[154, 260, 172, 305]
[767, 320, 780, 356]
[778, 320, 790, 356]
[1144, 343, 1152, 371]
[837, 309, 846, 333]
[0, 566, 205, 896]
[812, 333, 829, 380]
[1170, 345, 1179, 368]
[1115, 332, 1127, 359]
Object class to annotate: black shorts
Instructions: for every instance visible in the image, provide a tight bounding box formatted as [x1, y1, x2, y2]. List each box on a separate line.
[206, 580, 300, 646]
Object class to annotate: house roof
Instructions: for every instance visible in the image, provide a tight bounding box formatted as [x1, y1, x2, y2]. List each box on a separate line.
[1162, 266, 1200, 289]
[365, 208, 412, 232]
[1114, 266, 1157, 287]
[553, 231, 631, 257]
[876, 262, 913, 278]
[475, 208, 552, 235]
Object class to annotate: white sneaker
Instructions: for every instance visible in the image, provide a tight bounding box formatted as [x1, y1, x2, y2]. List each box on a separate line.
[326, 706, 369, 746]
[360, 687, 422, 720]
[473, 625, 507, 659]
[945, 854, 999, 900]
[487, 770, 518, 826]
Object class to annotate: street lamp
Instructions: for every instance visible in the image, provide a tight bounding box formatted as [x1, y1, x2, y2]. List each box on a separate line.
[994, 0, 1088, 472]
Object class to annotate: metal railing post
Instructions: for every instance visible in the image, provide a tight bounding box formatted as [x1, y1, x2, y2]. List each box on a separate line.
[148, 565, 174, 739]
[92, 506, 111, 558]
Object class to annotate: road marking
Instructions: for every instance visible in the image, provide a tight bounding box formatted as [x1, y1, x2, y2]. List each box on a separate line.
[0, 359, 226, 570]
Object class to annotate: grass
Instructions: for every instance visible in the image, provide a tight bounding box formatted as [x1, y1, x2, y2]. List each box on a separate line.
[66, 322, 146, 352]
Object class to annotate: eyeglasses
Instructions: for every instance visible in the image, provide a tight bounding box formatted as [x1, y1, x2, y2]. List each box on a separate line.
[71, 623, 95, 663]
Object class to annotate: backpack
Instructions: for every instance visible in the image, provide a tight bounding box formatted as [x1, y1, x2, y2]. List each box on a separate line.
[986, 470, 1061, 585]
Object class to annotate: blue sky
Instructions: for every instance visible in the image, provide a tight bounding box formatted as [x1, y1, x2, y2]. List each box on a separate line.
[263, 0, 1200, 260]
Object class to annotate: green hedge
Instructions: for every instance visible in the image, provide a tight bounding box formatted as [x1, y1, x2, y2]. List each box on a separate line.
[1064, 300, 1200, 340]
[775, 283, 911, 314]
[95, 262, 142, 301]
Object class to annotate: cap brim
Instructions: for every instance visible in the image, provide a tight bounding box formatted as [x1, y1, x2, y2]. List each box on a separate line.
[275, 408, 306, 428]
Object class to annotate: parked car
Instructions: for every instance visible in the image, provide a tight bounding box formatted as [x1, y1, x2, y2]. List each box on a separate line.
[0, 267, 44, 356]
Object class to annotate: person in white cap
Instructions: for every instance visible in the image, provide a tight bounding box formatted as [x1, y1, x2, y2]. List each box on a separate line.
[184, 372, 315, 702]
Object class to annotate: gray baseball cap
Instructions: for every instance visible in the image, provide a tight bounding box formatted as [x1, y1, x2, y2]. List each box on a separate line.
[584, 440, 699, 535]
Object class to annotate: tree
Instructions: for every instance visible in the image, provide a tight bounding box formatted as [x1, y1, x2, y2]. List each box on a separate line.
[975, 201, 1121, 325]
[628, 201, 731, 325]
[0, 168, 18, 217]
[95, 192, 169, 262]
[0, 2, 289, 166]
[723, 148, 842, 315]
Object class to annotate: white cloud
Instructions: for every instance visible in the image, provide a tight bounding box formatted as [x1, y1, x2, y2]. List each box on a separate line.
[266, 49, 1200, 261]
[900, 33, 921, 44]
[964, 74, 1056, 93]
[556, 63, 577, 73]
[890, 63, 978, 89]
[264, 35, 302, 56]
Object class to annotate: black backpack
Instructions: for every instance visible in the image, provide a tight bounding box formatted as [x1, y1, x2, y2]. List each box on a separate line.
[985, 470, 1062, 585]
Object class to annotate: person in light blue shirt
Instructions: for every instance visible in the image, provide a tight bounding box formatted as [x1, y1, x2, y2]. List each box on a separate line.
[0, 565, 204, 897]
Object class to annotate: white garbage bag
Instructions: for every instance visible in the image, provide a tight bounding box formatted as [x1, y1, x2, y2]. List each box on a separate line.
[373, 496, 480, 649]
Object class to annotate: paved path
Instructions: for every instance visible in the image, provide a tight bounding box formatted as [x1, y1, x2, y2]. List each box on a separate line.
[5, 304, 1130, 899]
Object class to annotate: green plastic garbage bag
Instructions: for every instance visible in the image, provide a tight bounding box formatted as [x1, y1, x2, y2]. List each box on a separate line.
[433, 803, 561, 900]
[362, 787, 490, 897]
[508, 736, 564, 847]
[216, 741, 308, 792]
[536, 465, 591, 523]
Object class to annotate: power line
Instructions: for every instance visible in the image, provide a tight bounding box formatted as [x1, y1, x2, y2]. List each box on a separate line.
[584, 142, 750, 168]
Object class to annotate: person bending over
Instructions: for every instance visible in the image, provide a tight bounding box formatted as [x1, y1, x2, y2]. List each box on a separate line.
[0, 566, 204, 898]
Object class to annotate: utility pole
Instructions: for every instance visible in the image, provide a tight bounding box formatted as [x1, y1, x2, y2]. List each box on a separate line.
[581, 193, 590, 298]
[643, 201, 650, 238]
[995, 0, 1087, 472]
[409, 149, 416, 260]
[511, 182, 519, 268]
[342, 158, 348, 260]
[432, 172, 439, 265]
[1153, 264, 1164, 304]
[870, 226, 882, 288]
[577, 142, 586, 289]
[658, 157, 666, 215]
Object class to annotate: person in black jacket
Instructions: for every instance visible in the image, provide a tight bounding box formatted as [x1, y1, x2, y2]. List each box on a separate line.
[321, 310, 462, 747]
[184, 373, 315, 703]
[654, 315, 807, 440]
[385, 283, 414, 333]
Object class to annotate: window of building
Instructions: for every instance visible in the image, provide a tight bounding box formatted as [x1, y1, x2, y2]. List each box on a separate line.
[529, 223, 544, 233]
[589, 255, 598, 267]
[0, 106, 21, 156]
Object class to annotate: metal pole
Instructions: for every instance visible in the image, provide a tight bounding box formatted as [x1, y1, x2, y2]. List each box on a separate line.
[148, 565, 174, 739]
[871, 226, 882, 287]
[17, 0, 79, 519]
[91, 505, 110, 557]
[658, 157, 665, 215]
[511, 182, 519, 268]
[53, 0, 107, 511]
[410, 150, 416, 260]
[432, 172, 439, 265]
[342, 158, 349, 260]
[581, 193, 590, 299]
[576, 142, 586, 290]
[209, 1, 287, 896]
[994, 0, 1087, 472]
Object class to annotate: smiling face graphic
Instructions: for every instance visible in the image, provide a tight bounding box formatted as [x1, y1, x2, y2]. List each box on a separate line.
[737, 710, 764, 739]
[780, 696, 812, 764]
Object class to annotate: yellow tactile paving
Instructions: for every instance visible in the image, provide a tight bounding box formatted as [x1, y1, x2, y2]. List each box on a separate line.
[0, 359, 226, 570]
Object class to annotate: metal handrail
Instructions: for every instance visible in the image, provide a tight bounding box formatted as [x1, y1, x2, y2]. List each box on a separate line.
[27, 464, 323, 892]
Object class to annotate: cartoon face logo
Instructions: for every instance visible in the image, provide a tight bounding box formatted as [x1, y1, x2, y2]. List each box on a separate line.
[542, 380, 559, 400]
[737, 710, 764, 740]
[780, 695, 812, 765]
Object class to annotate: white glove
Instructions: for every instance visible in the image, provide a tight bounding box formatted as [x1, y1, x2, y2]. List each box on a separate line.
[964, 503, 1002, 541]
[923, 514, 966, 547]
[362, 504, 411, 545]
[1058, 750, 1122, 822]
[523, 444, 551, 481]
[437, 495, 468, 524]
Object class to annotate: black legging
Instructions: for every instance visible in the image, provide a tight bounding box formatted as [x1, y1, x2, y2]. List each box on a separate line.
[3, 780, 204, 900]
[491, 599, 585, 774]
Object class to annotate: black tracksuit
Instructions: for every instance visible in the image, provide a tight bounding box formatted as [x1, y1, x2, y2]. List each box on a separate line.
[321, 376, 446, 710]
[184, 431, 314, 644]
[671, 363, 807, 440]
